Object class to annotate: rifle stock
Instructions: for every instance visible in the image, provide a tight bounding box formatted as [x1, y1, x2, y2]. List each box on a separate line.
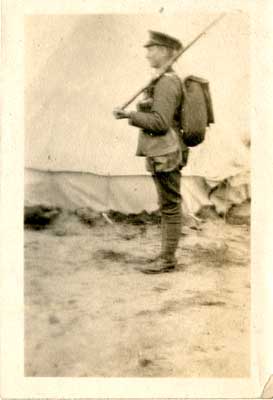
[120, 13, 226, 110]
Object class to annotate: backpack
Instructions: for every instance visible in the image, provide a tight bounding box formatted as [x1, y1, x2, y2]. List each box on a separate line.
[180, 75, 214, 147]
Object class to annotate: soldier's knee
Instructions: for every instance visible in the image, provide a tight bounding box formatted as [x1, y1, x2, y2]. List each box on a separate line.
[161, 202, 181, 217]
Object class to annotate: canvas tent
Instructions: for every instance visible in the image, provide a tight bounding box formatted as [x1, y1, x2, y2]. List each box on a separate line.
[25, 13, 250, 215]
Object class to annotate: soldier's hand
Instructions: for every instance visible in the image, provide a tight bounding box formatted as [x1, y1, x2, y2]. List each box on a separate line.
[113, 108, 130, 119]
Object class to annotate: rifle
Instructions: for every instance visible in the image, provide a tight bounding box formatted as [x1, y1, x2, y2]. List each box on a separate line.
[120, 13, 226, 110]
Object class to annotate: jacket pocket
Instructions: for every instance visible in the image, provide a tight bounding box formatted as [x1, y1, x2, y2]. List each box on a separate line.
[136, 128, 180, 157]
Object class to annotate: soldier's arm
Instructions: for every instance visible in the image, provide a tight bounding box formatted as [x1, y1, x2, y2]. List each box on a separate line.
[128, 75, 180, 135]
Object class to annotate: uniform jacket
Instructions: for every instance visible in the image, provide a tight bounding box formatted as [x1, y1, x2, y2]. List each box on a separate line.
[129, 70, 188, 158]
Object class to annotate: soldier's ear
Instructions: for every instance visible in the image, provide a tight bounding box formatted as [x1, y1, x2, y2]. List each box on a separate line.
[167, 47, 175, 58]
[162, 46, 173, 58]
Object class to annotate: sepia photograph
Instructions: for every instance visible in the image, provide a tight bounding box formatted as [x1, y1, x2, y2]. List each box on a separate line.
[24, 12, 251, 378]
[1, 0, 273, 398]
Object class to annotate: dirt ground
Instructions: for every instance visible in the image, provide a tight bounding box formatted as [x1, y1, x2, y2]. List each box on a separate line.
[24, 204, 250, 377]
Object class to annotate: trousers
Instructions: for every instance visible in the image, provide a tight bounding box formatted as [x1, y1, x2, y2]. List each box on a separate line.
[152, 167, 182, 265]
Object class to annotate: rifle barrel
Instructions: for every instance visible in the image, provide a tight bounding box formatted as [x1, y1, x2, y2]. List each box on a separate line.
[120, 13, 226, 110]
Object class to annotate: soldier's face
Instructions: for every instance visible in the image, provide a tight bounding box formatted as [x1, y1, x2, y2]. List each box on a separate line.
[146, 45, 170, 68]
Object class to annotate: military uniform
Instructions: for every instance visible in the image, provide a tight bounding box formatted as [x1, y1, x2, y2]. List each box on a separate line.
[128, 66, 187, 272]
[129, 68, 188, 170]
[115, 30, 188, 273]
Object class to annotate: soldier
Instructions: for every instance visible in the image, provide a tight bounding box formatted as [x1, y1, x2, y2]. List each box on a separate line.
[113, 31, 188, 274]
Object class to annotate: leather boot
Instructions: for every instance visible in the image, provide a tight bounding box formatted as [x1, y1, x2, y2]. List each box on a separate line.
[161, 215, 181, 266]
[137, 216, 181, 274]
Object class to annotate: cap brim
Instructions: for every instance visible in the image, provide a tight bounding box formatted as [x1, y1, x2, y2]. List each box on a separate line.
[144, 40, 172, 48]
[144, 40, 158, 48]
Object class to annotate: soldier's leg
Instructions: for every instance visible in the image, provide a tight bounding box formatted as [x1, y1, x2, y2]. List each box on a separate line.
[156, 168, 182, 266]
[139, 168, 182, 273]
